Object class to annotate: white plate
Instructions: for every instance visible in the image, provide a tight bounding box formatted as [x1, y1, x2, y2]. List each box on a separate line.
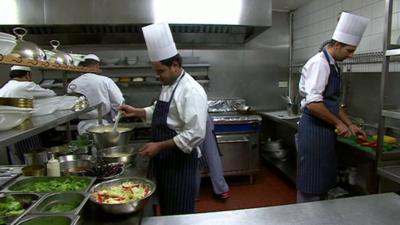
[0, 39, 16, 55]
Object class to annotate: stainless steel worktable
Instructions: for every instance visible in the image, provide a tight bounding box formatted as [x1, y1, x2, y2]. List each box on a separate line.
[0, 104, 101, 147]
[142, 193, 400, 225]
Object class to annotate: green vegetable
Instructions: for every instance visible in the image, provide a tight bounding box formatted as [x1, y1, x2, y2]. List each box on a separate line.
[0, 196, 25, 224]
[45, 203, 77, 213]
[11, 177, 90, 192]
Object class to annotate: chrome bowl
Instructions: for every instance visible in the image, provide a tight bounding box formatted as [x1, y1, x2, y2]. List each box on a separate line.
[9, 27, 45, 61]
[89, 177, 155, 214]
[96, 144, 138, 164]
[58, 155, 95, 176]
[88, 125, 133, 149]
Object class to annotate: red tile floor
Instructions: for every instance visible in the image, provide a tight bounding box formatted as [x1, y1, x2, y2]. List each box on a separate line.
[196, 163, 296, 213]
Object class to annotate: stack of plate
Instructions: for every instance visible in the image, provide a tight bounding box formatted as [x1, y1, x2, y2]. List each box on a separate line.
[0, 32, 16, 55]
[0, 98, 33, 131]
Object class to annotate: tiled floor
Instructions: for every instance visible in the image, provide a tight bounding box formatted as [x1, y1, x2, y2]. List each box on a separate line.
[196, 163, 296, 213]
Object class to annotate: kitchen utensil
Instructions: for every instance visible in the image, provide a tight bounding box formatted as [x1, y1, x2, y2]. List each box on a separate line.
[0, 193, 40, 225]
[88, 177, 156, 214]
[0, 98, 33, 108]
[47, 145, 74, 157]
[23, 151, 48, 166]
[126, 56, 138, 65]
[29, 192, 88, 215]
[14, 215, 79, 225]
[101, 57, 120, 65]
[88, 125, 132, 149]
[58, 155, 94, 176]
[0, 110, 32, 131]
[0, 38, 16, 55]
[46, 40, 73, 65]
[9, 27, 46, 61]
[84, 162, 125, 181]
[110, 101, 124, 137]
[96, 144, 138, 164]
[281, 95, 292, 104]
[21, 165, 45, 177]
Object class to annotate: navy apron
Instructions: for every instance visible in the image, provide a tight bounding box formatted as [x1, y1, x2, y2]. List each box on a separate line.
[297, 49, 341, 194]
[151, 72, 199, 215]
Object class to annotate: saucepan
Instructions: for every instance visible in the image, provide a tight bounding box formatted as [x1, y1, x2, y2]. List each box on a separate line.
[87, 125, 133, 149]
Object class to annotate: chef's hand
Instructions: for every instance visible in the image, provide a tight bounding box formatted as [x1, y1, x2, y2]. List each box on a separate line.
[138, 142, 162, 158]
[336, 122, 352, 137]
[349, 124, 368, 142]
[118, 104, 140, 117]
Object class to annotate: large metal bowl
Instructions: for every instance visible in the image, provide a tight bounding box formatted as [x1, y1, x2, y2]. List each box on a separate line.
[96, 144, 138, 164]
[89, 177, 155, 214]
[88, 125, 133, 149]
[58, 155, 95, 176]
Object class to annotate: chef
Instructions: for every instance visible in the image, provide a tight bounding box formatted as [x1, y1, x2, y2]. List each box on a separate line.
[0, 66, 55, 98]
[297, 12, 369, 202]
[119, 22, 208, 215]
[67, 54, 124, 134]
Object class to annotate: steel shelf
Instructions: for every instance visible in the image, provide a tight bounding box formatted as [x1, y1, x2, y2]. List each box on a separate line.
[378, 165, 400, 184]
[0, 104, 101, 147]
[382, 109, 400, 119]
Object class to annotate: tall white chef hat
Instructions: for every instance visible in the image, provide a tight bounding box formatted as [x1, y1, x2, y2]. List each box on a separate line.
[83, 54, 100, 62]
[332, 12, 369, 46]
[11, 65, 31, 71]
[142, 22, 178, 62]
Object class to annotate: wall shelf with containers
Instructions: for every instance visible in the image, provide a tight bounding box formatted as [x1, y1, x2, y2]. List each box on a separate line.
[375, 0, 400, 193]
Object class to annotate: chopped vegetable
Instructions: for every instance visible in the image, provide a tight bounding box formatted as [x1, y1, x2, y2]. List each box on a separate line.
[92, 182, 151, 204]
[45, 203, 77, 213]
[11, 177, 90, 192]
[0, 196, 25, 224]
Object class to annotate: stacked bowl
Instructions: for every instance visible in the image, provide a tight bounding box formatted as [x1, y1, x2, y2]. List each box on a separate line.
[0, 97, 33, 131]
[0, 32, 16, 56]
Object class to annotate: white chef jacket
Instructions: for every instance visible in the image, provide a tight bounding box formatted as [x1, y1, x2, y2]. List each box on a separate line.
[68, 73, 124, 121]
[144, 71, 208, 155]
[299, 50, 339, 109]
[0, 80, 56, 99]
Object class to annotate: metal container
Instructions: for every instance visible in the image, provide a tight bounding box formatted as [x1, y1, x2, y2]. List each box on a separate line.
[0, 98, 33, 108]
[46, 40, 73, 65]
[28, 192, 88, 215]
[58, 155, 94, 176]
[2, 176, 96, 193]
[85, 162, 125, 182]
[14, 215, 79, 225]
[9, 27, 45, 61]
[21, 165, 45, 177]
[88, 125, 133, 149]
[0, 193, 40, 225]
[89, 177, 155, 214]
[97, 144, 138, 164]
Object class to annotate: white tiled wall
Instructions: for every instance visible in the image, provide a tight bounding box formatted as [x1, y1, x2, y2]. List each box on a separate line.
[292, 0, 395, 63]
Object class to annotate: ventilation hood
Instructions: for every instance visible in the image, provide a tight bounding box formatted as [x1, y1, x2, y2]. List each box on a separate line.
[0, 0, 271, 46]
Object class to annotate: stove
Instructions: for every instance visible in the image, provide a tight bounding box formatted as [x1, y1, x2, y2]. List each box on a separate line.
[207, 99, 261, 183]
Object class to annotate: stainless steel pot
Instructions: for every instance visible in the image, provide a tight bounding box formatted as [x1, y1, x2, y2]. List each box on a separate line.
[88, 125, 133, 149]
[47, 40, 73, 65]
[97, 144, 138, 164]
[9, 27, 45, 61]
[58, 154, 95, 176]
[89, 177, 156, 214]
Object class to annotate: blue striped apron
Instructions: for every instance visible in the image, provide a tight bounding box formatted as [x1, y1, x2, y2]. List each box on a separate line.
[297, 49, 341, 194]
[151, 72, 199, 215]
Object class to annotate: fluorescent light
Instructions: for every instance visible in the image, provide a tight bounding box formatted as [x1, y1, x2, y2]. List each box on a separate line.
[0, 0, 19, 24]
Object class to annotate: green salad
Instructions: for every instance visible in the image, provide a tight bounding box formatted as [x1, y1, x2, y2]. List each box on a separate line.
[11, 177, 90, 192]
[45, 203, 77, 213]
[0, 196, 25, 224]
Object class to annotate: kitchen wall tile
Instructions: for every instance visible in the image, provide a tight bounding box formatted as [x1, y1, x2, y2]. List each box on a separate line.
[372, 1, 384, 19]
[352, 0, 364, 10]
[361, 4, 373, 18]
[343, 0, 354, 11]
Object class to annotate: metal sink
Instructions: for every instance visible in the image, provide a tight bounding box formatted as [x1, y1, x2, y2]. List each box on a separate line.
[261, 110, 300, 120]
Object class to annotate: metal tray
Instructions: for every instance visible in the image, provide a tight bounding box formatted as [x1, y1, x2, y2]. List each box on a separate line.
[1, 176, 95, 193]
[28, 192, 88, 215]
[13, 214, 79, 225]
[0, 193, 41, 225]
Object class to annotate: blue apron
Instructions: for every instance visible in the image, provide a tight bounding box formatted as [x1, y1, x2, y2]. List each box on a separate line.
[297, 49, 341, 194]
[151, 72, 199, 215]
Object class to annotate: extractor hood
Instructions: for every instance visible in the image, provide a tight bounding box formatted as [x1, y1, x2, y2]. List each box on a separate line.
[0, 0, 271, 46]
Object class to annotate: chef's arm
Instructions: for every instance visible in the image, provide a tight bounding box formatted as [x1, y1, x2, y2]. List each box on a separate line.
[138, 139, 177, 158]
[338, 106, 368, 139]
[306, 102, 351, 136]
[119, 104, 147, 118]
[338, 107, 353, 126]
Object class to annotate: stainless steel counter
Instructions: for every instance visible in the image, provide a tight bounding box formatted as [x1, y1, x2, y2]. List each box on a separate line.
[142, 193, 400, 225]
[0, 104, 101, 147]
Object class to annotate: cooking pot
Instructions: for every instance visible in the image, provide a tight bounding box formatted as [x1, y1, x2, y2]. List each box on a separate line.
[46, 40, 73, 65]
[9, 27, 45, 61]
[88, 125, 133, 149]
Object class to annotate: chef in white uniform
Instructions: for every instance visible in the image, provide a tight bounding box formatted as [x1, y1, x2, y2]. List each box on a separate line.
[119, 22, 208, 215]
[297, 12, 368, 202]
[67, 54, 124, 134]
[0, 66, 56, 98]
